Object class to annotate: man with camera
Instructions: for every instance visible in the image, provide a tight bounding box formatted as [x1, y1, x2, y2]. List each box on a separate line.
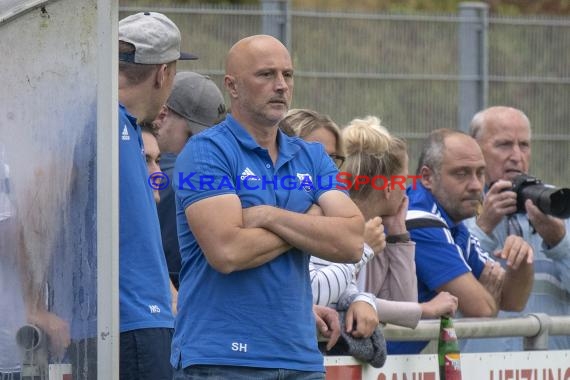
[464, 106, 570, 351]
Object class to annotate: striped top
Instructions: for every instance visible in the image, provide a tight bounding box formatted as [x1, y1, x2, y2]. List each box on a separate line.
[310, 243, 376, 310]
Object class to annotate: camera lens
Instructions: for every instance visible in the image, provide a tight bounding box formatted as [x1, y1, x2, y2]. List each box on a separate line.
[518, 180, 570, 218]
[547, 188, 570, 218]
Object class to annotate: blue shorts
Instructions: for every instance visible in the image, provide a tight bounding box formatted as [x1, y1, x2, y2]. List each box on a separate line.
[120, 328, 173, 380]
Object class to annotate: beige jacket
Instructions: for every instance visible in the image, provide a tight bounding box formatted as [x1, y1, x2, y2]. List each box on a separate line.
[359, 242, 422, 328]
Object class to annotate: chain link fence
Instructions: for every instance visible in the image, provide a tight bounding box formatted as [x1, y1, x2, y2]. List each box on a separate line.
[120, 3, 570, 185]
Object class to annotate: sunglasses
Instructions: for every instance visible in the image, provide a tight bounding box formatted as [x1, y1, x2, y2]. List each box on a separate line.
[329, 154, 345, 168]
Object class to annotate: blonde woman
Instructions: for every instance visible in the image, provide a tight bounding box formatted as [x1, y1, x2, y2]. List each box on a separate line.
[280, 109, 382, 339]
[344, 116, 458, 328]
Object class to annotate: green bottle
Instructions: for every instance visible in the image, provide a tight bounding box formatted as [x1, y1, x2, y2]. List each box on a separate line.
[438, 316, 462, 380]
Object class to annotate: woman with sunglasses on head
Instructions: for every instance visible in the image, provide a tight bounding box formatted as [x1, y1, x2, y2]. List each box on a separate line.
[279, 109, 346, 168]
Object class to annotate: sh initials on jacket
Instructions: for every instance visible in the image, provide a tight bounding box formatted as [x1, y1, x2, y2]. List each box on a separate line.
[231, 342, 248, 352]
[148, 304, 161, 314]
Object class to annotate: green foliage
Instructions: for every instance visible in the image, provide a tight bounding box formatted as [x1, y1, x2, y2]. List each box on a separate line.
[120, 0, 570, 15]
[118, 1, 570, 184]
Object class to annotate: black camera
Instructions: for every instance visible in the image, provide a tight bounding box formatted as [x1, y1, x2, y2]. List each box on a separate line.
[509, 174, 570, 218]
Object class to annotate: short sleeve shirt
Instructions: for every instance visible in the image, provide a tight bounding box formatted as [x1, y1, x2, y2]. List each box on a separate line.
[171, 114, 343, 371]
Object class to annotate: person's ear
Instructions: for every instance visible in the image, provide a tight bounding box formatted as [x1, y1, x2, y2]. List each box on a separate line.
[155, 105, 168, 123]
[384, 184, 391, 199]
[224, 75, 238, 98]
[155, 64, 168, 89]
[420, 166, 433, 190]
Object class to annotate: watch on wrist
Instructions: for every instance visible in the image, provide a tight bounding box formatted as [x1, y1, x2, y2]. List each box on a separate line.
[386, 232, 410, 244]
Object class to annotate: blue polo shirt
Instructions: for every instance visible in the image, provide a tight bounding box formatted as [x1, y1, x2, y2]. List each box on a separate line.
[119, 104, 173, 332]
[171, 114, 342, 371]
[389, 182, 491, 354]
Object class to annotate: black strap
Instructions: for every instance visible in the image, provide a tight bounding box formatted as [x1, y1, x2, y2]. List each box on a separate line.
[405, 218, 447, 230]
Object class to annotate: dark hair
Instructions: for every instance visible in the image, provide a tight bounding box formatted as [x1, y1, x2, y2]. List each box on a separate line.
[119, 41, 167, 85]
[140, 121, 158, 137]
[416, 128, 464, 175]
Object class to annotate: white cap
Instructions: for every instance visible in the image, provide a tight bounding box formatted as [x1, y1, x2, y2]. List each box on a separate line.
[119, 12, 197, 64]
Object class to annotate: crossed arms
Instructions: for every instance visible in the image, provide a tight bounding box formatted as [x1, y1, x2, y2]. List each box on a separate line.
[186, 190, 365, 274]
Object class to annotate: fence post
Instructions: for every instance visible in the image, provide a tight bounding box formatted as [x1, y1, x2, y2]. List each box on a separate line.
[457, 2, 488, 132]
[261, 0, 290, 48]
[523, 313, 551, 350]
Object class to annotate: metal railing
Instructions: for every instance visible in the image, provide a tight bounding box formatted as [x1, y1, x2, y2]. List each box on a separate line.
[383, 314, 570, 350]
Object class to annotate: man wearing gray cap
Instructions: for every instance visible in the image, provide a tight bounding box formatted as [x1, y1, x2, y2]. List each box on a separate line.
[154, 71, 227, 289]
[118, 12, 196, 380]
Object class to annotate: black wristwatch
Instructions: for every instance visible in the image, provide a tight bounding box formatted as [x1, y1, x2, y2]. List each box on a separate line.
[386, 232, 410, 244]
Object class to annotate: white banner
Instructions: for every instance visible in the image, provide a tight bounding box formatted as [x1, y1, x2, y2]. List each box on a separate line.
[325, 351, 570, 380]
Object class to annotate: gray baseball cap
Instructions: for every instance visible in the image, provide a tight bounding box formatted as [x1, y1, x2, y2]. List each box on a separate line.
[119, 12, 197, 64]
[166, 72, 227, 135]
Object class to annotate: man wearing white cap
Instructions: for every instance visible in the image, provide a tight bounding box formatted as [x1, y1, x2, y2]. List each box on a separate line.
[118, 12, 196, 380]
